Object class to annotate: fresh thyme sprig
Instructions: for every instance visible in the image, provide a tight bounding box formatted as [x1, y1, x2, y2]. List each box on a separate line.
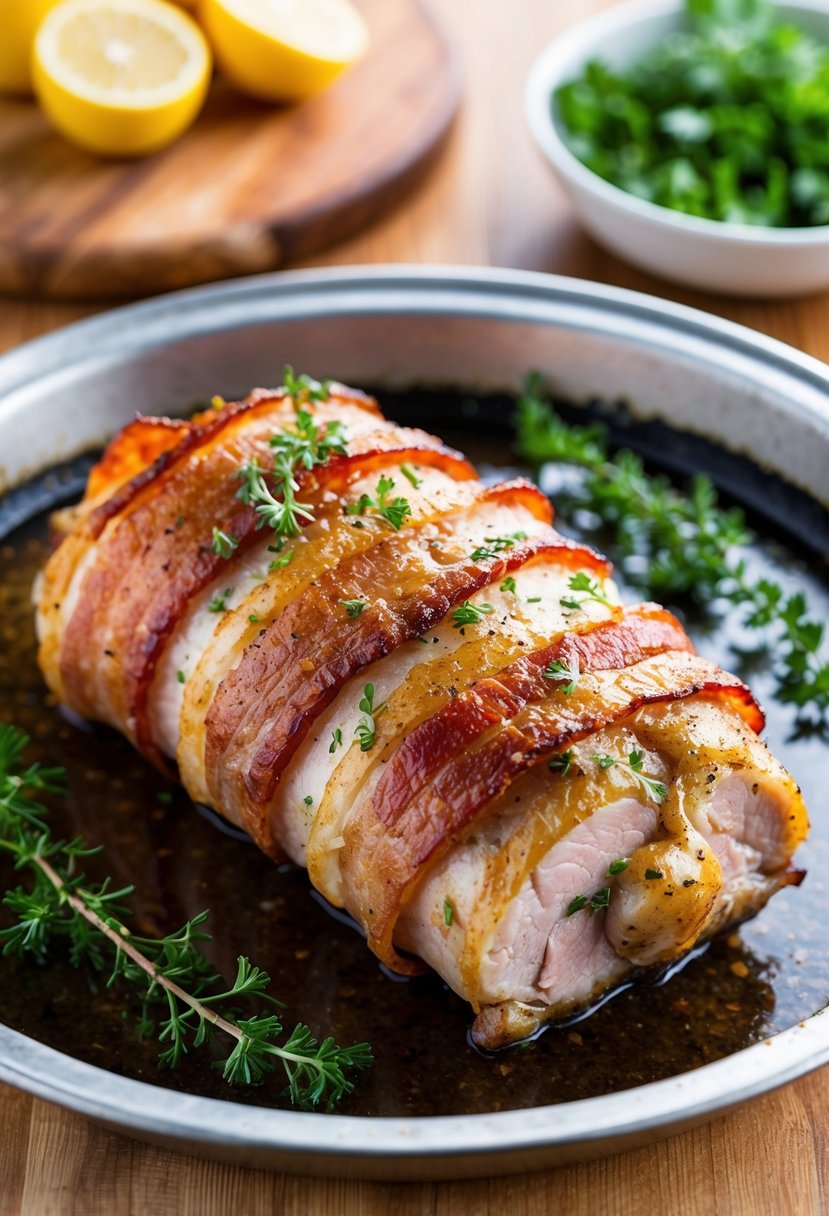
[0, 725, 372, 1111]
[591, 749, 669, 804]
[235, 390, 348, 553]
[515, 375, 829, 716]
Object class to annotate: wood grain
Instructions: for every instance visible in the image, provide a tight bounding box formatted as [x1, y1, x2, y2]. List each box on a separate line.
[0, 0, 459, 300]
[1, 0, 828, 1211]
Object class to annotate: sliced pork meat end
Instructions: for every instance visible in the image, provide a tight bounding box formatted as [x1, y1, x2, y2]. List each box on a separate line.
[396, 699, 807, 1049]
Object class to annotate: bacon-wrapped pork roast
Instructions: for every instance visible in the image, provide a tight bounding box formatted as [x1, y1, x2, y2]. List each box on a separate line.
[36, 381, 809, 1047]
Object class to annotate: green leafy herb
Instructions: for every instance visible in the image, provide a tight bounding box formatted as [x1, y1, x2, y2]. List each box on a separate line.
[211, 528, 238, 559]
[268, 549, 294, 573]
[542, 656, 581, 695]
[0, 725, 371, 1110]
[590, 887, 611, 911]
[249, 614, 261, 625]
[500, 576, 517, 595]
[237, 408, 348, 551]
[607, 858, 629, 876]
[592, 750, 669, 804]
[400, 464, 423, 489]
[329, 728, 344, 755]
[443, 899, 454, 927]
[555, 0, 829, 228]
[340, 599, 366, 619]
[345, 476, 412, 531]
[645, 867, 665, 880]
[303, 795, 314, 807]
[207, 587, 234, 614]
[355, 683, 386, 752]
[560, 571, 614, 611]
[515, 376, 829, 716]
[548, 749, 575, 777]
[566, 894, 588, 916]
[176, 670, 186, 685]
[451, 601, 495, 629]
[470, 532, 528, 561]
[282, 366, 331, 405]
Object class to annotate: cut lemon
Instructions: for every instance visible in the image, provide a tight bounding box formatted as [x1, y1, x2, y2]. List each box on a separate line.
[0, 0, 65, 95]
[32, 0, 212, 157]
[199, 0, 369, 103]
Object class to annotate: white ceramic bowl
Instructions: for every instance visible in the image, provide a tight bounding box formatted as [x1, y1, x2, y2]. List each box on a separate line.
[525, 0, 829, 297]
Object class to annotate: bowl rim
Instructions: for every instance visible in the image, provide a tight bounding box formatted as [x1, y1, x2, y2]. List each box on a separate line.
[1, 263, 828, 1174]
[525, 0, 829, 246]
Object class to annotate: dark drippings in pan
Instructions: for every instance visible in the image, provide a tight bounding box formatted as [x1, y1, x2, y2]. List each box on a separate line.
[1, 388, 827, 1118]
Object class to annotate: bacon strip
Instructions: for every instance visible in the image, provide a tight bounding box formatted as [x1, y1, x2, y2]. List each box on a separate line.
[85, 416, 189, 503]
[204, 484, 607, 847]
[343, 612, 763, 969]
[61, 400, 474, 767]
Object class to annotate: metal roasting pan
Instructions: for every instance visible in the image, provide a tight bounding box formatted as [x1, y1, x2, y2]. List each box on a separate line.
[0, 266, 828, 1179]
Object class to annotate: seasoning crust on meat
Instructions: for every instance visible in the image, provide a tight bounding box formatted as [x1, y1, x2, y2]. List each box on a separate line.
[36, 382, 809, 1047]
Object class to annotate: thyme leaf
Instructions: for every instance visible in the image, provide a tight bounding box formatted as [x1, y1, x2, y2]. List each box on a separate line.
[0, 725, 371, 1111]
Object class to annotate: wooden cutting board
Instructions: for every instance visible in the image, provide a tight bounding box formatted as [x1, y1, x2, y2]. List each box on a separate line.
[0, 0, 460, 300]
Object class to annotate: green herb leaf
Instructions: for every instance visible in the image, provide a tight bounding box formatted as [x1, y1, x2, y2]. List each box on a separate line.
[0, 724, 371, 1110]
[542, 656, 581, 695]
[443, 899, 454, 927]
[211, 528, 238, 559]
[451, 601, 495, 629]
[340, 599, 366, 619]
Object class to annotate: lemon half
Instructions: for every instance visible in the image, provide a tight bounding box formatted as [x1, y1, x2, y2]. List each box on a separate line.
[199, 0, 369, 103]
[33, 0, 212, 157]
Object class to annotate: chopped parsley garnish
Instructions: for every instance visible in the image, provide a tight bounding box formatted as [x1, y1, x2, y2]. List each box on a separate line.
[590, 887, 611, 912]
[470, 532, 528, 561]
[548, 749, 575, 777]
[176, 670, 186, 685]
[443, 899, 454, 927]
[329, 728, 344, 754]
[607, 858, 629, 876]
[248, 614, 261, 624]
[645, 868, 665, 881]
[566, 895, 587, 916]
[207, 587, 234, 614]
[303, 795, 314, 807]
[340, 599, 366, 619]
[451, 601, 495, 629]
[555, 0, 829, 229]
[355, 683, 386, 752]
[345, 476, 412, 531]
[400, 464, 422, 489]
[560, 572, 613, 611]
[542, 656, 581, 695]
[211, 528, 238, 559]
[500, 576, 517, 594]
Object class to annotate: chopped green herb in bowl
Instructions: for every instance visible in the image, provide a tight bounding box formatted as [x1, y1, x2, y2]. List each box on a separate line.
[555, 0, 829, 228]
[525, 0, 829, 295]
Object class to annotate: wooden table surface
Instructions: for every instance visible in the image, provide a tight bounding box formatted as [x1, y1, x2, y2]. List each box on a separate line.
[1, 1, 827, 1212]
